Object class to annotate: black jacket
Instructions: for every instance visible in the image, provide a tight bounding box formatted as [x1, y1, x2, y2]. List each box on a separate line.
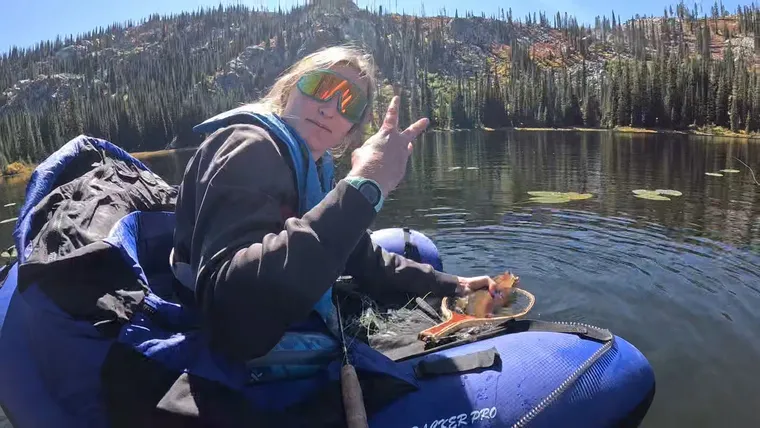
[171, 123, 460, 361]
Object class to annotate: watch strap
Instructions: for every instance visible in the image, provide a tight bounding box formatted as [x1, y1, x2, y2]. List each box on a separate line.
[343, 176, 384, 213]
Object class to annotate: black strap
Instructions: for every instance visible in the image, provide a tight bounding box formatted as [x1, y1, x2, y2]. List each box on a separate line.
[413, 347, 500, 379]
[402, 227, 422, 263]
[402, 319, 614, 361]
[500, 319, 614, 343]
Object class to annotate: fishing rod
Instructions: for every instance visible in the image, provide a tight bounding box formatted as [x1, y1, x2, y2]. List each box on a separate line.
[336, 297, 370, 428]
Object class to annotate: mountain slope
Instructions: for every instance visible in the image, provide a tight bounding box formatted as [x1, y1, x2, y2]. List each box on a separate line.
[1, 0, 760, 167]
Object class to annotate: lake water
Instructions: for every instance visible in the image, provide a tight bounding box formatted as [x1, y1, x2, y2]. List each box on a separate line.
[1, 130, 760, 427]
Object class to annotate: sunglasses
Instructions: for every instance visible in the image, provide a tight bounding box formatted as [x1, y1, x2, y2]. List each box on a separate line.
[296, 69, 368, 124]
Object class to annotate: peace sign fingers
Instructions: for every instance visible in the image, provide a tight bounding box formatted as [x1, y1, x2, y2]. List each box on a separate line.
[350, 95, 429, 197]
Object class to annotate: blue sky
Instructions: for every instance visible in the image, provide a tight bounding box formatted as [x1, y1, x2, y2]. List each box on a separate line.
[1, 0, 749, 54]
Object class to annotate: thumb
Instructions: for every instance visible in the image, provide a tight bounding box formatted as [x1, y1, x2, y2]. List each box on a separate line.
[351, 147, 361, 164]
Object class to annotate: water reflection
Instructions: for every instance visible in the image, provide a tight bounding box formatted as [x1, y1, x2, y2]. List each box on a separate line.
[1, 131, 760, 427]
[377, 130, 760, 253]
[2, 131, 758, 252]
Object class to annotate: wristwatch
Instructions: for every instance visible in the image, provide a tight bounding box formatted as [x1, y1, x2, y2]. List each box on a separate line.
[343, 176, 384, 213]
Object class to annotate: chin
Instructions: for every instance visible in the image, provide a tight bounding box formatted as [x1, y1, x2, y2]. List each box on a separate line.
[315, 142, 336, 155]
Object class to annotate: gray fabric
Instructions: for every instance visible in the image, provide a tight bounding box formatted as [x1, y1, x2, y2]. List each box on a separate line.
[23, 142, 177, 266]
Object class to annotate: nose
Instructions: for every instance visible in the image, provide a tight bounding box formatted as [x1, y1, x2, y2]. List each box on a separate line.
[318, 100, 338, 118]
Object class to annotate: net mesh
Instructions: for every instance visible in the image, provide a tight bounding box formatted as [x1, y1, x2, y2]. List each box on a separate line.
[335, 279, 535, 361]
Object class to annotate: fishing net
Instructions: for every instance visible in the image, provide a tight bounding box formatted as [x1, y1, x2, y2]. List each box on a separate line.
[333, 278, 536, 361]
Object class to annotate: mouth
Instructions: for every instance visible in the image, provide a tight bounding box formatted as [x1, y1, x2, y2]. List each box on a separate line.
[305, 118, 332, 133]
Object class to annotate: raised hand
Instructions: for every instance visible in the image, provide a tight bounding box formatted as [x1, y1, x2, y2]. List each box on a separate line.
[347, 96, 430, 197]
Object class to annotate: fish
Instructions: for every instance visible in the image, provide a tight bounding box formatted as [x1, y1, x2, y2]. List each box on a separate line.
[464, 271, 520, 318]
[419, 271, 530, 343]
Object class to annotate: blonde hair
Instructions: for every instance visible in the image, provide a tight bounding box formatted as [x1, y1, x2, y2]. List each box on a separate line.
[243, 44, 378, 158]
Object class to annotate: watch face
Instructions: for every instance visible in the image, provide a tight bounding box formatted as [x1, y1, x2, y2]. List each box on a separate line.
[359, 181, 381, 205]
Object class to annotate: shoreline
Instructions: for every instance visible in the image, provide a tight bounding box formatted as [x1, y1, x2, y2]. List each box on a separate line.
[3, 126, 759, 178]
[0, 147, 199, 179]
[468, 125, 760, 139]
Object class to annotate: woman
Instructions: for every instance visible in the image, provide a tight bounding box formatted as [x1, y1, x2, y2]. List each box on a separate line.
[170, 45, 501, 365]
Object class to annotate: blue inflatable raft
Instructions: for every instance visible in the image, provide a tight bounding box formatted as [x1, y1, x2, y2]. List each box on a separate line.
[0, 136, 655, 428]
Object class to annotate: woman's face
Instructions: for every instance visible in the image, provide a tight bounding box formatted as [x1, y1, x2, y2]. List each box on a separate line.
[281, 64, 368, 160]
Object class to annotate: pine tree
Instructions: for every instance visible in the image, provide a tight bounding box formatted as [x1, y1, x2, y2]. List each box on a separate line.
[730, 85, 740, 132]
[4, 2, 760, 168]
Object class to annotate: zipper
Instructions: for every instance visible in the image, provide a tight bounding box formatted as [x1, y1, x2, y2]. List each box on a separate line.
[510, 321, 616, 428]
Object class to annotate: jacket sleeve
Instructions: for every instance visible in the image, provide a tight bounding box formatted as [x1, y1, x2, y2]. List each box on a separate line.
[174, 123, 377, 362]
[343, 231, 461, 298]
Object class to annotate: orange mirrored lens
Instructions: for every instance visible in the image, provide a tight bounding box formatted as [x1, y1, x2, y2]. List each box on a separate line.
[297, 70, 367, 122]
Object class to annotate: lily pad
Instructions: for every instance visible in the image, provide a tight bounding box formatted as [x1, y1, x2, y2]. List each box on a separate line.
[0, 217, 17, 225]
[527, 191, 564, 198]
[632, 189, 683, 201]
[0, 246, 16, 259]
[529, 196, 573, 204]
[706, 172, 723, 177]
[565, 192, 593, 200]
[527, 191, 593, 204]
[720, 169, 740, 173]
[655, 189, 683, 197]
[632, 189, 683, 199]
[634, 193, 671, 201]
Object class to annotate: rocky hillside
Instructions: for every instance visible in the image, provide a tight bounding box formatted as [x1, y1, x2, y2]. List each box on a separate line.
[2, 0, 760, 166]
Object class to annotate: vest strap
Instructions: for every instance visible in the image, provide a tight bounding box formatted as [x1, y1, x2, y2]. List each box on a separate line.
[169, 248, 195, 292]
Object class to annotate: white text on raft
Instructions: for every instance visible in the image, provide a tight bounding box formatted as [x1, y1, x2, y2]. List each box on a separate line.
[411, 407, 498, 428]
